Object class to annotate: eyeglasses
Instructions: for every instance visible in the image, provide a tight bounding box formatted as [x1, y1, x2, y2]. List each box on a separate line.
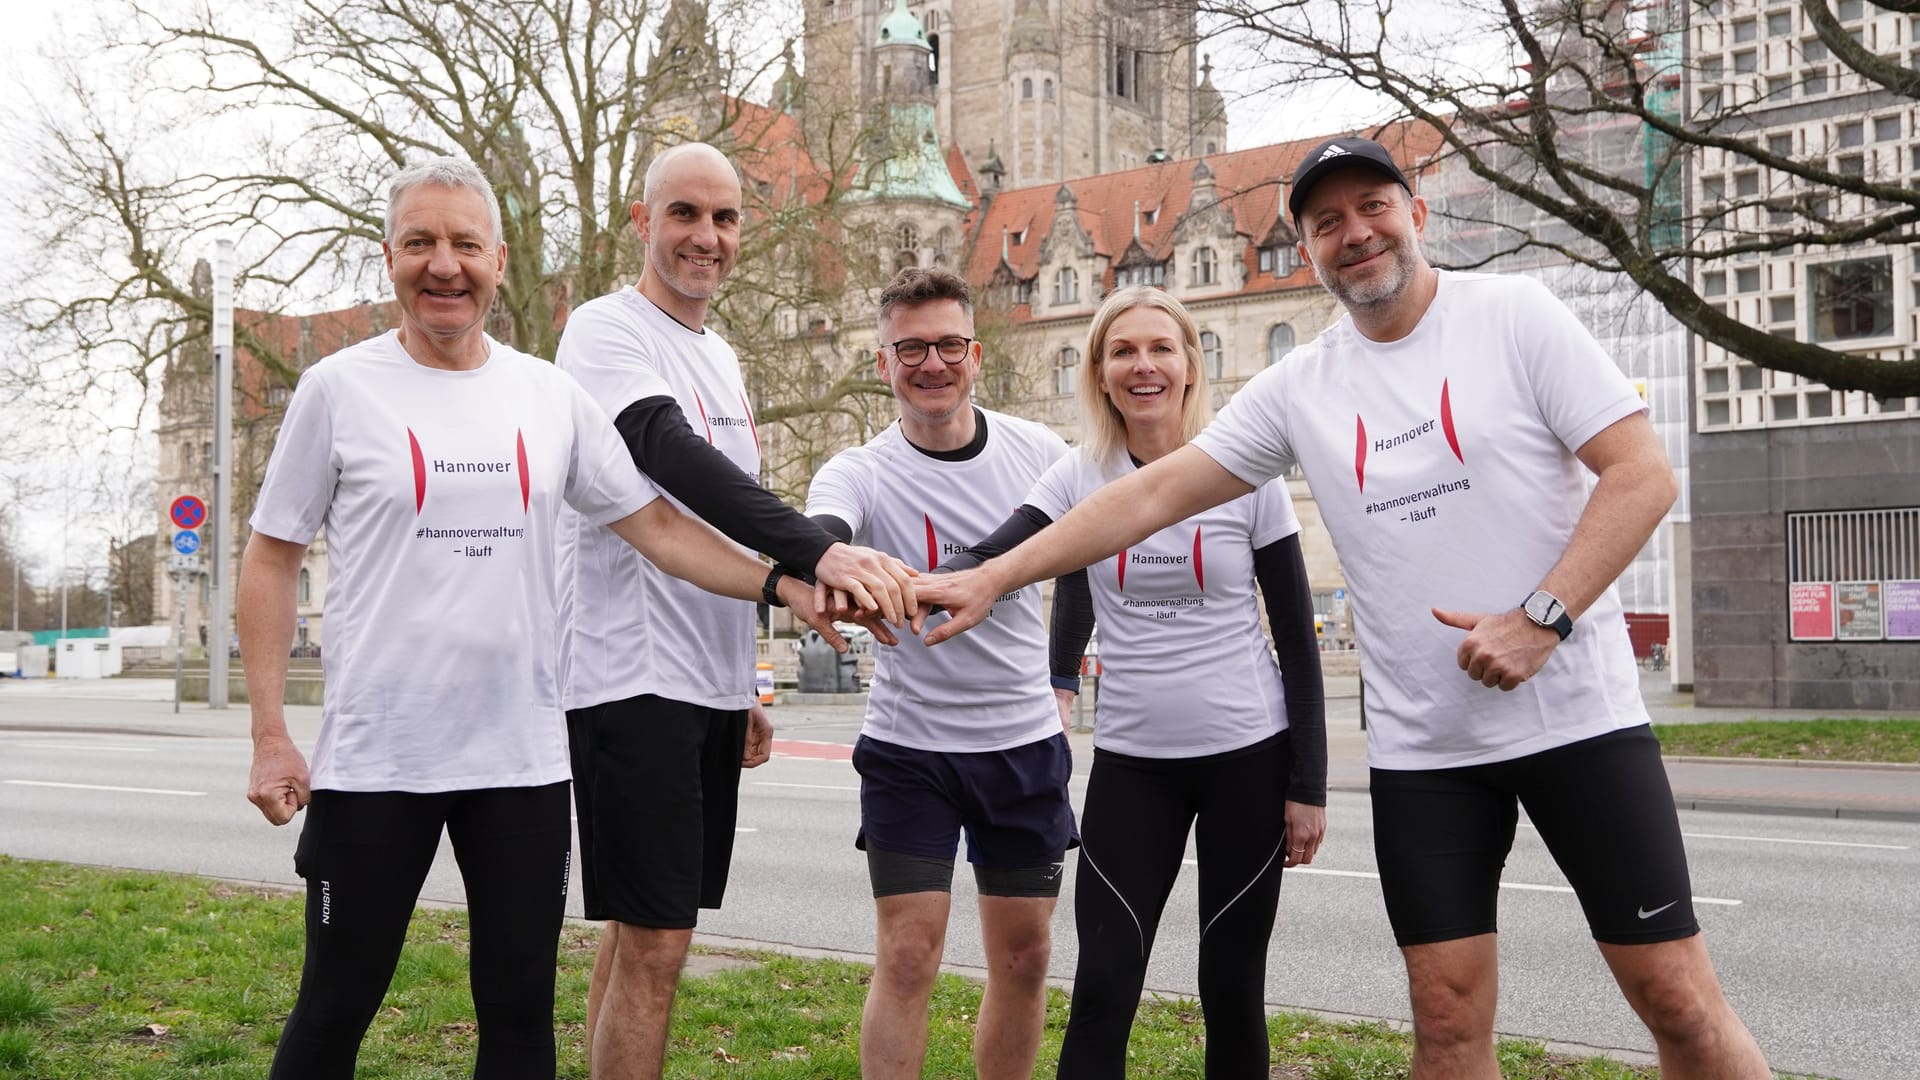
[885, 336, 974, 366]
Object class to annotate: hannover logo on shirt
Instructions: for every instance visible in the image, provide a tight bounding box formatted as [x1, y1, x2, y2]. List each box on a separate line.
[407, 428, 531, 514]
[1353, 379, 1462, 493]
[690, 389, 761, 452]
[1115, 526, 1204, 591]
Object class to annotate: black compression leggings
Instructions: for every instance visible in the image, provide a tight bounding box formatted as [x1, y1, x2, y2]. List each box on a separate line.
[1058, 733, 1292, 1079]
[269, 782, 573, 1080]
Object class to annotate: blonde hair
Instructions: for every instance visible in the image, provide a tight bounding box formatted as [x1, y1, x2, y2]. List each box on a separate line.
[1077, 286, 1213, 464]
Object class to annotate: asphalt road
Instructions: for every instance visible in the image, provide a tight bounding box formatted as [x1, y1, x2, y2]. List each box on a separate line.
[1, 708, 1917, 1079]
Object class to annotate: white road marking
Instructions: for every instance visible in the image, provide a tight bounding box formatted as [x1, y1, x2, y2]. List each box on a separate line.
[1519, 821, 1907, 851]
[6, 779, 205, 797]
[13, 743, 158, 753]
[751, 781, 860, 792]
[1680, 831, 1908, 851]
[571, 814, 755, 834]
[1182, 860, 1742, 906]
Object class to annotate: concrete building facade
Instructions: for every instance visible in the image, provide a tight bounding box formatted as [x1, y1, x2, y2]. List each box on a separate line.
[1686, 0, 1920, 707]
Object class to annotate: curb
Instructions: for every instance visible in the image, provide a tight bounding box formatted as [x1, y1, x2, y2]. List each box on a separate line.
[1672, 798, 1920, 823]
[1330, 780, 1920, 824]
[1664, 754, 1920, 771]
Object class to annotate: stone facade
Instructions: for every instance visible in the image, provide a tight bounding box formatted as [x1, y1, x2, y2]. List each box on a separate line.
[1688, 420, 1920, 709]
[802, 0, 1209, 191]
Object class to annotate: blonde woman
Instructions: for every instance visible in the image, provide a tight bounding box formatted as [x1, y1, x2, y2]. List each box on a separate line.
[941, 286, 1326, 1077]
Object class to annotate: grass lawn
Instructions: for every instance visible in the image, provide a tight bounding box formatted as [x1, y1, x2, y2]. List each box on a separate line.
[0, 855, 1672, 1078]
[1652, 718, 1920, 764]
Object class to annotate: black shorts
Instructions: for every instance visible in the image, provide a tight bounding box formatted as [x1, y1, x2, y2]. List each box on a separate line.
[852, 733, 1077, 870]
[567, 694, 748, 929]
[1370, 725, 1698, 948]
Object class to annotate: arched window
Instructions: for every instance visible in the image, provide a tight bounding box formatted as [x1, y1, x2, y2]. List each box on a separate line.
[1200, 331, 1223, 379]
[1022, 77, 1033, 100]
[1043, 78, 1054, 101]
[895, 224, 919, 272]
[297, 568, 311, 604]
[1192, 246, 1218, 286]
[1267, 324, 1295, 366]
[1055, 346, 1080, 395]
[1054, 266, 1078, 305]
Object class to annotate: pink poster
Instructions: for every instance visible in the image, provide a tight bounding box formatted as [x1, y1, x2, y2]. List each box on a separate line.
[1788, 583, 1834, 641]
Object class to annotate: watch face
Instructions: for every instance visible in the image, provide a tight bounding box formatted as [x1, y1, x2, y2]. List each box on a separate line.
[1525, 591, 1565, 625]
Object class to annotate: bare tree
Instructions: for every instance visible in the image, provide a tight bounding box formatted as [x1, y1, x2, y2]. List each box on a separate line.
[6, 0, 767, 401]
[1197, 0, 1920, 398]
[5, 0, 951, 514]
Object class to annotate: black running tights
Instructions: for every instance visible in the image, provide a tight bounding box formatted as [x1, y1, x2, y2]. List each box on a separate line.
[1057, 734, 1292, 1079]
[269, 781, 572, 1080]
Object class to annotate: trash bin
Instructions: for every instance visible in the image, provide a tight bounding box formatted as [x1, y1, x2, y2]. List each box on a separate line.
[797, 630, 862, 693]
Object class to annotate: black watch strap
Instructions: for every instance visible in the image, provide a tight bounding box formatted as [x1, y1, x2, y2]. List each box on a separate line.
[762, 567, 788, 608]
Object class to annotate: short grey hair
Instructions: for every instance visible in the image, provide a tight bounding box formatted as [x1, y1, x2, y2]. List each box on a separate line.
[386, 156, 503, 245]
[641, 142, 738, 207]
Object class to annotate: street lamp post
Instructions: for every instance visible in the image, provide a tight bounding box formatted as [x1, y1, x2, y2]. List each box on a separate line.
[209, 239, 234, 709]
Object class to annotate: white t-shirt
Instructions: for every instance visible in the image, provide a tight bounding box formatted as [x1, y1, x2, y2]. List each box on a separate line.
[1193, 271, 1652, 770]
[806, 410, 1068, 752]
[1026, 448, 1299, 758]
[556, 288, 763, 711]
[249, 331, 657, 792]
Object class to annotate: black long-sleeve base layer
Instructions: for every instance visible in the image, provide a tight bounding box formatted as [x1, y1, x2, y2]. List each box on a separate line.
[613, 395, 836, 573]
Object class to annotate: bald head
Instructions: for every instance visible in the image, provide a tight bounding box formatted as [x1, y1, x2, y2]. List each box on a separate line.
[633, 142, 743, 328]
[642, 142, 740, 209]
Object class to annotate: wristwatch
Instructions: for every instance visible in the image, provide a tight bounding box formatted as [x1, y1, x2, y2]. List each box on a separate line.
[762, 567, 789, 609]
[1521, 589, 1572, 641]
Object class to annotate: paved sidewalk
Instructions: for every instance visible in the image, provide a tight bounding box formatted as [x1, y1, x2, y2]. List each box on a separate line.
[4, 670, 1919, 820]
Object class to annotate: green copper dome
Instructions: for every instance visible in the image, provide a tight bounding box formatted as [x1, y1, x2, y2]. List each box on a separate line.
[876, 0, 930, 51]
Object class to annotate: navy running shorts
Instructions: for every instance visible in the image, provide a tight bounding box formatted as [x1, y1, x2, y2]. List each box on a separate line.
[852, 732, 1078, 871]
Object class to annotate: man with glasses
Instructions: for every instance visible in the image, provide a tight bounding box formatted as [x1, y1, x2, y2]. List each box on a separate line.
[805, 267, 1075, 1080]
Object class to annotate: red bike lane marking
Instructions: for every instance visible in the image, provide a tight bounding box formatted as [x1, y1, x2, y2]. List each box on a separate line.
[772, 740, 854, 761]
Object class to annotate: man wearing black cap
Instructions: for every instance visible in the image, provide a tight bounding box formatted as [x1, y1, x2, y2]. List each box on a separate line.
[913, 135, 1770, 1078]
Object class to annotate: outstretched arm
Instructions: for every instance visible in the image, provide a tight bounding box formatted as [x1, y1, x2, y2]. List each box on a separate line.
[615, 396, 915, 624]
[607, 500, 847, 651]
[917, 444, 1253, 644]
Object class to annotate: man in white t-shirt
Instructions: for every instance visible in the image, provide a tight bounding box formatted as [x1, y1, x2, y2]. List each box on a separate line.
[916, 139, 1770, 1078]
[805, 267, 1074, 1080]
[235, 157, 843, 1080]
[555, 142, 916, 1080]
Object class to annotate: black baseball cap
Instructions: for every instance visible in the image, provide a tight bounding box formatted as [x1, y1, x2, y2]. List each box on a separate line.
[1287, 136, 1413, 222]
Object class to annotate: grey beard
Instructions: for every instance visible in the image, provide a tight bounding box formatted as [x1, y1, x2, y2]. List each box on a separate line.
[1321, 244, 1417, 311]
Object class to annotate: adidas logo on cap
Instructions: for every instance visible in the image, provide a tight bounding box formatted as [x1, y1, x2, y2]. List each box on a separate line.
[1318, 144, 1352, 162]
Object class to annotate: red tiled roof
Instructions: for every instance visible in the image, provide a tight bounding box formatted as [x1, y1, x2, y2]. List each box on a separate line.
[946, 143, 980, 204]
[963, 121, 1445, 305]
[730, 98, 832, 207]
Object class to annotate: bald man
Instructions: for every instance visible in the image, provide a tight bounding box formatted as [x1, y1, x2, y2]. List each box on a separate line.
[555, 143, 915, 1077]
